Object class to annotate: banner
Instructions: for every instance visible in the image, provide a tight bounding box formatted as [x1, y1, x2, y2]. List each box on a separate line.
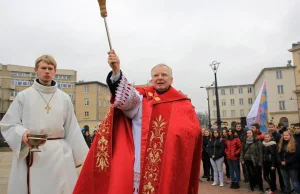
[246, 81, 269, 133]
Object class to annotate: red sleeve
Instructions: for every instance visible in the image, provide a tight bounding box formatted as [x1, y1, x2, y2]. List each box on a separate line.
[235, 138, 242, 155]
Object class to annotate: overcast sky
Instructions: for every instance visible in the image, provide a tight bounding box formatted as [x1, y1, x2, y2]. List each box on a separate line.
[0, 0, 299, 112]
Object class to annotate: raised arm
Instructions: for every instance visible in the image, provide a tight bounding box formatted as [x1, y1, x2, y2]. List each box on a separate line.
[106, 50, 142, 119]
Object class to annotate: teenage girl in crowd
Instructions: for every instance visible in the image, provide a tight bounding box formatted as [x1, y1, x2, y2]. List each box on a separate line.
[240, 130, 264, 193]
[262, 132, 277, 194]
[225, 128, 241, 189]
[208, 129, 225, 187]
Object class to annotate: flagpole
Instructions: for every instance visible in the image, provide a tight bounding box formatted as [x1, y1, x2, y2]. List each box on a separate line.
[97, 0, 113, 50]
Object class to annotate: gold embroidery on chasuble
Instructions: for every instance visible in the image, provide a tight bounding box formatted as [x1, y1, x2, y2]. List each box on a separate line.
[143, 115, 167, 194]
[95, 107, 112, 171]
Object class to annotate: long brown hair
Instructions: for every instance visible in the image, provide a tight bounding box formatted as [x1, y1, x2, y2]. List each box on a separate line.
[278, 131, 296, 153]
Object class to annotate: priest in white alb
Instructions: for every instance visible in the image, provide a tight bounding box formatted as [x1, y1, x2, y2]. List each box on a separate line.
[0, 55, 89, 194]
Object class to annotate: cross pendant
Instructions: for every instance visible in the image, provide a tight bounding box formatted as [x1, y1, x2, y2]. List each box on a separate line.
[45, 105, 51, 114]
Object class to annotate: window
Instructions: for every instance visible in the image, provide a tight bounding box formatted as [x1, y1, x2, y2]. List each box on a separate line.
[84, 98, 89, 106]
[221, 99, 226, 106]
[213, 111, 216, 117]
[222, 110, 226, 117]
[230, 99, 235, 105]
[84, 85, 89, 93]
[248, 98, 253, 104]
[99, 99, 101, 106]
[230, 88, 234, 94]
[238, 88, 243, 94]
[213, 100, 216, 106]
[276, 70, 282, 79]
[277, 85, 284, 94]
[104, 101, 107, 107]
[11, 90, 19, 97]
[99, 86, 102, 93]
[231, 110, 235, 116]
[239, 98, 244, 105]
[84, 111, 89, 117]
[69, 93, 74, 99]
[240, 109, 244, 116]
[221, 89, 226, 95]
[248, 87, 252, 93]
[279, 101, 285, 110]
[212, 90, 215, 96]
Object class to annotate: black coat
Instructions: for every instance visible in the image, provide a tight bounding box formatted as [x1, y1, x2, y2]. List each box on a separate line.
[207, 137, 225, 160]
[236, 129, 246, 141]
[262, 141, 277, 167]
[270, 131, 281, 143]
[202, 136, 210, 156]
[277, 141, 300, 170]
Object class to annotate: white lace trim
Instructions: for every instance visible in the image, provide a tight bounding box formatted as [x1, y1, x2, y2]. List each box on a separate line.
[114, 75, 140, 111]
[133, 172, 140, 194]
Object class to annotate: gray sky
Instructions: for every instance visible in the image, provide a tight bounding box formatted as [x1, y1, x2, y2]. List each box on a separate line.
[0, 0, 299, 112]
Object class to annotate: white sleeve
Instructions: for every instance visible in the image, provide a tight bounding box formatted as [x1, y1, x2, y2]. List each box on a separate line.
[64, 97, 89, 166]
[113, 74, 142, 119]
[0, 94, 29, 160]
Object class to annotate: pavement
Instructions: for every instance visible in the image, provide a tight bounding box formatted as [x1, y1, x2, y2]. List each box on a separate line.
[0, 149, 265, 194]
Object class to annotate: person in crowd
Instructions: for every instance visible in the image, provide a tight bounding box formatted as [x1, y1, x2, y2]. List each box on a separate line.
[222, 128, 231, 184]
[293, 123, 300, 182]
[277, 130, 300, 194]
[225, 128, 242, 189]
[208, 129, 225, 187]
[83, 130, 92, 148]
[262, 132, 277, 194]
[251, 123, 264, 141]
[278, 123, 287, 135]
[268, 122, 285, 192]
[202, 129, 213, 181]
[240, 130, 264, 193]
[235, 123, 248, 182]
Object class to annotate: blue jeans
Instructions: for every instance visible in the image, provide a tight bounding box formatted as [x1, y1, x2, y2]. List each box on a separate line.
[227, 160, 240, 183]
[280, 168, 300, 193]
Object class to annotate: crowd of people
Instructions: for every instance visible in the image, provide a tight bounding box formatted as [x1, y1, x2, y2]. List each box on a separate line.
[201, 122, 300, 194]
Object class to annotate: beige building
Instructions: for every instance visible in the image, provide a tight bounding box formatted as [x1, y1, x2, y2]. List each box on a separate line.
[0, 64, 77, 120]
[254, 66, 298, 126]
[289, 42, 300, 122]
[75, 81, 111, 130]
[207, 66, 299, 128]
[207, 84, 255, 127]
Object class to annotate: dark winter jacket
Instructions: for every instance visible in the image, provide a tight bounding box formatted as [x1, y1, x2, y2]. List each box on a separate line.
[262, 140, 277, 167]
[277, 140, 300, 170]
[202, 136, 210, 156]
[270, 131, 281, 143]
[236, 129, 246, 141]
[207, 137, 225, 160]
[225, 137, 242, 160]
[240, 138, 263, 165]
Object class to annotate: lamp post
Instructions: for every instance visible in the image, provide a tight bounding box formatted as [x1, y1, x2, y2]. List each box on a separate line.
[210, 61, 222, 130]
[200, 82, 214, 129]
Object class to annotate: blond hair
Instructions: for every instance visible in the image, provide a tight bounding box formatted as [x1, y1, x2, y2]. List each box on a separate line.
[35, 55, 57, 69]
[278, 131, 296, 153]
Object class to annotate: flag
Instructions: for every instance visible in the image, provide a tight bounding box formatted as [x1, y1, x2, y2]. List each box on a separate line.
[247, 81, 269, 133]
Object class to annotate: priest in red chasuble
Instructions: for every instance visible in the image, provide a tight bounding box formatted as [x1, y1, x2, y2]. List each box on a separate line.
[74, 50, 202, 194]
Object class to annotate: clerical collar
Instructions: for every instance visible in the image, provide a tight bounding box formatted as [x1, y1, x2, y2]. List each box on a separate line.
[32, 79, 57, 93]
[155, 86, 171, 95]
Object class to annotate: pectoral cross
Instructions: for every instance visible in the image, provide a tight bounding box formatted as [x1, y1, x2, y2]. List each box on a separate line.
[45, 105, 51, 114]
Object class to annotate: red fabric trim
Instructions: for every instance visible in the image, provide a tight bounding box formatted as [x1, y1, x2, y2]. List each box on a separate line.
[26, 152, 34, 194]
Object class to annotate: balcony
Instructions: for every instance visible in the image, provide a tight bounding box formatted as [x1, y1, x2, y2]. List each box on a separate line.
[10, 85, 15, 89]
[83, 116, 90, 119]
[9, 96, 15, 101]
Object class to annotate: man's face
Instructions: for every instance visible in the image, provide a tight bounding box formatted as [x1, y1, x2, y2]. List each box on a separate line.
[268, 125, 275, 133]
[35, 61, 56, 86]
[150, 66, 173, 93]
[236, 124, 242, 131]
[252, 126, 257, 132]
[295, 126, 300, 134]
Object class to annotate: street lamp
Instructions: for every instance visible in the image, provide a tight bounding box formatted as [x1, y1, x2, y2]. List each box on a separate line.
[200, 82, 214, 129]
[210, 61, 222, 130]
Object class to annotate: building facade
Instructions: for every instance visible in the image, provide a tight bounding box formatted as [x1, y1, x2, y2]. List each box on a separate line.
[75, 81, 111, 130]
[289, 42, 300, 122]
[0, 64, 77, 120]
[207, 66, 299, 128]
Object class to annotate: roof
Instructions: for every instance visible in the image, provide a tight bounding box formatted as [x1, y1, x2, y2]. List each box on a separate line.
[288, 42, 300, 52]
[206, 84, 253, 90]
[75, 81, 107, 87]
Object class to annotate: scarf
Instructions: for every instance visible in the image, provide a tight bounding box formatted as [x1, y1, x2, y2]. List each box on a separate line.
[246, 137, 253, 144]
[262, 140, 276, 147]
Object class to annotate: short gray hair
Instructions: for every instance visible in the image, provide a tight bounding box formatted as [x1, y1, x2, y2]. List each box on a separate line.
[151, 63, 173, 77]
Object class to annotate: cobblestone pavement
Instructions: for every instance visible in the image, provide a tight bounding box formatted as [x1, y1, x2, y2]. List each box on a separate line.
[1, 151, 270, 194]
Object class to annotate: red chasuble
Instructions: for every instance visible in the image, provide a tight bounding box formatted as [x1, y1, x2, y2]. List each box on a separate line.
[73, 86, 202, 194]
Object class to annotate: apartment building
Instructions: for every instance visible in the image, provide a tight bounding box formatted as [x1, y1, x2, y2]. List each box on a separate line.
[0, 64, 77, 120]
[75, 81, 111, 130]
[289, 42, 300, 122]
[207, 84, 255, 127]
[207, 66, 299, 127]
